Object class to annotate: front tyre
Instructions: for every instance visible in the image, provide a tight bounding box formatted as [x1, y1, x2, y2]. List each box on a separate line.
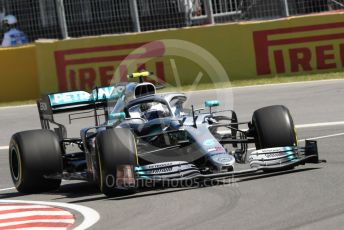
[9, 130, 63, 193]
[252, 105, 297, 149]
[96, 128, 137, 197]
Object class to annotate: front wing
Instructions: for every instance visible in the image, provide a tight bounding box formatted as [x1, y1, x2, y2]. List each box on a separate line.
[134, 140, 325, 183]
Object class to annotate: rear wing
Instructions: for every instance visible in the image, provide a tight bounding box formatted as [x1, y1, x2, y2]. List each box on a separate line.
[37, 86, 116, 137]
[39, 86, 115, 112]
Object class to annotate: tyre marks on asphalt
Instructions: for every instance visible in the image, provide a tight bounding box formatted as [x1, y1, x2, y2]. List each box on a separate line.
[0, 203, 75, 229]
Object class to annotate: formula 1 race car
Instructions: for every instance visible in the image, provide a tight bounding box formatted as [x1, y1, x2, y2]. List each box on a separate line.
[9, 72, 324, 196]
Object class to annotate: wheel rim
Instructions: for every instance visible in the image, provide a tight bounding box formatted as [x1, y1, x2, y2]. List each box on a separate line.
[10, 147, 20, 181]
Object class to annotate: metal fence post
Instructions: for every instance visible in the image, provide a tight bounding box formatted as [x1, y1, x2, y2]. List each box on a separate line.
[129, 0, 141, 32]
[55, 0, 69, 39]
[205, 0, 215, 25]
[283, 0, 290, 17]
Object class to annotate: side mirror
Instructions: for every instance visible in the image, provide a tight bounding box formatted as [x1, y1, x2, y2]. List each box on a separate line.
[109, 112, 126, 120]
[205, 100, 220, 108]
[205, 100, 220, 114]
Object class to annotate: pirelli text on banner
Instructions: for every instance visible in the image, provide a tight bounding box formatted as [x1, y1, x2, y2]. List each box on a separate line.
[253, 22, 344, 75]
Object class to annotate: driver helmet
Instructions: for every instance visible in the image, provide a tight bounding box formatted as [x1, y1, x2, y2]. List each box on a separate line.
[140, 102, 153, 113]
[140, 102, 169, 120]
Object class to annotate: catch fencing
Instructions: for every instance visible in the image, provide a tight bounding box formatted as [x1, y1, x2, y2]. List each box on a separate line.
[0, 0, 343, 42]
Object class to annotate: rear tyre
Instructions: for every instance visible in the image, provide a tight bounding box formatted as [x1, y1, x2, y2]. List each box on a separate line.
[252, 105, 297, 149]
[96, 128, 137, 197]
[9, 130, 63, 193]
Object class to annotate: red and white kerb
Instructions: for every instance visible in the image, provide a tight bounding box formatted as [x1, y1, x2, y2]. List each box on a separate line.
[0, 203, 75, 230]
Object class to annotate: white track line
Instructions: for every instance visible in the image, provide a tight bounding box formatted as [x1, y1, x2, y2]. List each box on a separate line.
[247, 132, 344, 151]
[300, 132, 344, 141]
[0, 187, 15, 192]
[295, 121, 344, 129]
[0, 104, 36, 110]
[0, 146, 9, 150]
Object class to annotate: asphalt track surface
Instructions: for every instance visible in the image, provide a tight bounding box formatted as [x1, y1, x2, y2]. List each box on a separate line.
[1, 79, 344, 230]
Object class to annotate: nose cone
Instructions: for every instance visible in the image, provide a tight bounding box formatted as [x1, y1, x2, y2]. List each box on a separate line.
[209, 153, 236, 172]
[212, 153, 235, 165]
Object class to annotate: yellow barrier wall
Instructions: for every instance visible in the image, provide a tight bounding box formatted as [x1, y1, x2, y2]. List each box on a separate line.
[1, 12, 343, 102]
[36, 12, 344, 94]
[0, 45, 39, 103]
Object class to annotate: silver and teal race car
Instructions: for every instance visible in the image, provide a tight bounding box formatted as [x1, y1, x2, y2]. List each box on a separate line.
[9, 72, 324, 196]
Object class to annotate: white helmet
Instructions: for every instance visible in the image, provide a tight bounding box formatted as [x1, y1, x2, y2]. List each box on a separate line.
[3, 15, 17, 25]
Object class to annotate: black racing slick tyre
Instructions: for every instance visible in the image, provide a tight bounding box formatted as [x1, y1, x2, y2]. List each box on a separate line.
[96, 128, 137, 197]
[9, 130, 63, 193]
[252, 105, 297, 150]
